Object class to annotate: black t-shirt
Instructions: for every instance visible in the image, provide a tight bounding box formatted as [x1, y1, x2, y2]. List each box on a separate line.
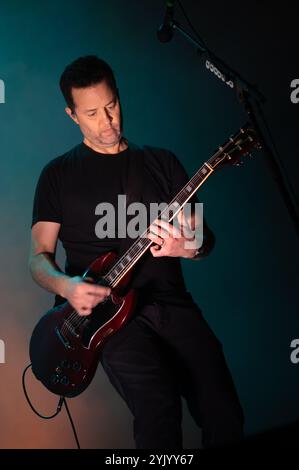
[32, 141, 199, 307]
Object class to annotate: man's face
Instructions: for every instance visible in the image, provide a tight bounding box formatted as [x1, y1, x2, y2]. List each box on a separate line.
[66, 80, 122, 151]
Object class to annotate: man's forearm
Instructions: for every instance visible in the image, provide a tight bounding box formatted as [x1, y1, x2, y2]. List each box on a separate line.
[29, 252, 70, 297]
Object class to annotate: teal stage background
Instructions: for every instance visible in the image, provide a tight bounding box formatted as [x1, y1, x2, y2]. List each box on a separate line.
[0, 0, 298, 448]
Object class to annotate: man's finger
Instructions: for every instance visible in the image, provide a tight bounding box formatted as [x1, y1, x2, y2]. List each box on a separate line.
[79, 306, 92, 316]
[87, 285, 111, 296]
[154, 219, 181, 238]
[148, 225, 165, 238]
[150, 219, 172, 236]
[147, 233, 164, 244]
[150, 245, 163, 257]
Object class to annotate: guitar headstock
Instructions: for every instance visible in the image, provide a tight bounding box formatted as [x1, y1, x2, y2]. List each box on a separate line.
[208, 123, 262, 170]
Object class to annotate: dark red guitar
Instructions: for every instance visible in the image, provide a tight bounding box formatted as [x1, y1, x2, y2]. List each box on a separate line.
[29, 123, 261, 397]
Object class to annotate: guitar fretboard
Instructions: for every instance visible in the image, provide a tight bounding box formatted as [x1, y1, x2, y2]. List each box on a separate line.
[100, 123, 258, 288]
[103, 162, 213, 288]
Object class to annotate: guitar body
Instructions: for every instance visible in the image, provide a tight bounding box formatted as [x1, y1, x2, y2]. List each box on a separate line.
[29, 251, 137, 397]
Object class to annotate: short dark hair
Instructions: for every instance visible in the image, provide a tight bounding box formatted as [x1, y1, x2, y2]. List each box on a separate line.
[59, 55, 118, 111]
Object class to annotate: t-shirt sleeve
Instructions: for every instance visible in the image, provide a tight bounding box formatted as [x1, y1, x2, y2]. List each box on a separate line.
[31, 161, 62, 227]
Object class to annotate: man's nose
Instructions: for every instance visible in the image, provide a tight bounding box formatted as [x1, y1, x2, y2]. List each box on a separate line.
[101, 109, 112, 125]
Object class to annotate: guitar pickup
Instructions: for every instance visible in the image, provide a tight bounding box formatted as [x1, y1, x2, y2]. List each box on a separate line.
[55, 327, 74, 350]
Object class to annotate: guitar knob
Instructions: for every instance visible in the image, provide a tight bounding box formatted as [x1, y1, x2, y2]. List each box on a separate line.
[60, 375, 70, 386]
[50, 374, 60, 384]
[61, 359, 71, 369]
[72, 361, 82, 372]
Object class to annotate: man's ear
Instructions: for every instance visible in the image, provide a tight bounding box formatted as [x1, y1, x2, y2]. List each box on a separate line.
[65, 107, 79, 124]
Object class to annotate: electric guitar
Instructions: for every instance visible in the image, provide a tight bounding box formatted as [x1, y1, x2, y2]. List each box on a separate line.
[29, 123, 261, 397]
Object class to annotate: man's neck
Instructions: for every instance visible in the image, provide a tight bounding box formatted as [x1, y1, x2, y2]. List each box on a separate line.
[83, 137, 128, 155]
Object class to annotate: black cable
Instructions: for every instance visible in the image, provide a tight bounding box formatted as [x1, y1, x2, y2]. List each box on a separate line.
[177, 0, 207, 49]
[22, 364, 81, 448]
[22, 364, 63, 419]
[176, 0, 299, 225]
[62, 397, 81, 449]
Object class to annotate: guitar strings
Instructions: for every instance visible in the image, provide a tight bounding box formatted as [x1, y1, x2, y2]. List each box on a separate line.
[104, 128, 252, 287]
[62, 133, 250, 334]
[62, 132, 253, 335]
[62, 133, 247, 334]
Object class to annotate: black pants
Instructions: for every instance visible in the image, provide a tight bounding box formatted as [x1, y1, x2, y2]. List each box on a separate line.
[100, 301, 244, 449]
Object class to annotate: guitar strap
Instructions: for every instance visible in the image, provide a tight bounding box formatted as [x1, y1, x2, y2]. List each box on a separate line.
[118, 143, 145, 258]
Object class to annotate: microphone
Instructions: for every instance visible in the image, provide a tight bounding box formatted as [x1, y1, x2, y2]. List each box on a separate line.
[157, 0, 176, 43]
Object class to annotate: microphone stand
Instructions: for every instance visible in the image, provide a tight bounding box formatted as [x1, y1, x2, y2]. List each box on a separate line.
[167, 19, 299, 238]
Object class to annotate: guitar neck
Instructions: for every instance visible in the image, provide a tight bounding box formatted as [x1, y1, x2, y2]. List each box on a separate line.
[100, 123, 260, 288]
[103, 162, 214, 288]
